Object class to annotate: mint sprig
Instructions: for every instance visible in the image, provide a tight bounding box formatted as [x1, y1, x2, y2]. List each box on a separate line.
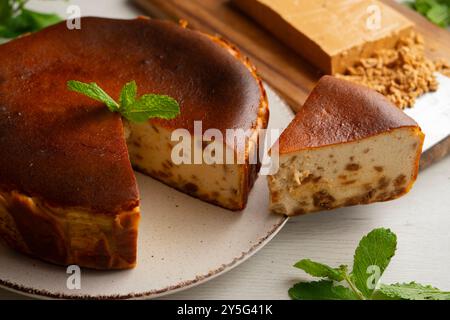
[67, 80, 180, 123]
[290, 228, 450, 300]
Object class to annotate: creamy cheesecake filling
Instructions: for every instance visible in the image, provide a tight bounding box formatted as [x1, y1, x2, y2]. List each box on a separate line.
[127, 122, 251, 210]
[269, 128, 423, 215]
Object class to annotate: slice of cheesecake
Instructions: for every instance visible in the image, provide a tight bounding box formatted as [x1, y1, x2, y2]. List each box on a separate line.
[0, 18, 267, 269]
[268, 76, 424, 216]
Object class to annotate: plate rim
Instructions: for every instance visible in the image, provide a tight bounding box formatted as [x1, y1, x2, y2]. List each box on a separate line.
[0, 215, 288, 300]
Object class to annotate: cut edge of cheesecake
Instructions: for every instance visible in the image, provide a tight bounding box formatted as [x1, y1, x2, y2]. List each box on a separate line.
[127, 34, 269, 212]
[268, 75, 424, 216]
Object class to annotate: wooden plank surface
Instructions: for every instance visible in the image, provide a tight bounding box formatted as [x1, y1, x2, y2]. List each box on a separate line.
[133, 0, 450, 169]
[133, 0, 323, 110]
[133, 0, 450, 109]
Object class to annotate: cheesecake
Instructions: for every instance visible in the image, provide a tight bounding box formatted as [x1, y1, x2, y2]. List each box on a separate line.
[232, 0, 414, 74]
[0, 18, 268, 269]
[268, 76, 424, 216]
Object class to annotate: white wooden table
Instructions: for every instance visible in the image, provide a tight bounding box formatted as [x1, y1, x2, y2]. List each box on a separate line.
[1, 0, 449, 300]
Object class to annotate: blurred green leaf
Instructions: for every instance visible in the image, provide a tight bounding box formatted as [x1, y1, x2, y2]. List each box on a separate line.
[22, 9, 62, 31]
[0, 1, 62, 40]
[0, 0, 12, 24]
[409, 0, 450, 27]
[427, 4, 450, 26]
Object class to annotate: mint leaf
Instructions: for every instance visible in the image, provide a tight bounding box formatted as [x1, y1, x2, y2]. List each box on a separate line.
[409, 0, 450, 27]
[123, 94, 180, 123]
[289, 280, 358, 300]
[426, 4, 449, 26]
[294, 259, 346, 282]
[67, 80, 180, 123]
[119, 80, 137, 113]
[412, 0, 433, 14]
[67, 80, 120, 112]
[378, 282, 450, 300]
[351, 228, 397, 298]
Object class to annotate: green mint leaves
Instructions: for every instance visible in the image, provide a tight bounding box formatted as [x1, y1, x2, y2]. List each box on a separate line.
[290, 228, 450, 300]
[67, 80, 180, 123]
[0, 0, 62, 40]
[407, 0, 450, 27]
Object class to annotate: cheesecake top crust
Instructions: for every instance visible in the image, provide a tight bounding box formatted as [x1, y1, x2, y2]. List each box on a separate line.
[278, 76, 421, 154]
[0, 17, 264, 214]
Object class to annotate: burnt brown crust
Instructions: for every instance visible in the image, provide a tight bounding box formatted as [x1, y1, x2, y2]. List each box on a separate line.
[278, 75, 421, 154]
[0, 191, 139, 270]
[0, 17, 265, 214]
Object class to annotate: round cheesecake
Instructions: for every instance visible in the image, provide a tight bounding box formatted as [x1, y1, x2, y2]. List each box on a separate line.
[0, 17, 269, 269]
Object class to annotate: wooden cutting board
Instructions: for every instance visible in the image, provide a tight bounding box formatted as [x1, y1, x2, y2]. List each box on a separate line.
[133, 0, 450, 169]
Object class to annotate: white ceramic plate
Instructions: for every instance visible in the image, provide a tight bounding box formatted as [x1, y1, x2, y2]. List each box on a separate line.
[0, 85, 294, 299]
